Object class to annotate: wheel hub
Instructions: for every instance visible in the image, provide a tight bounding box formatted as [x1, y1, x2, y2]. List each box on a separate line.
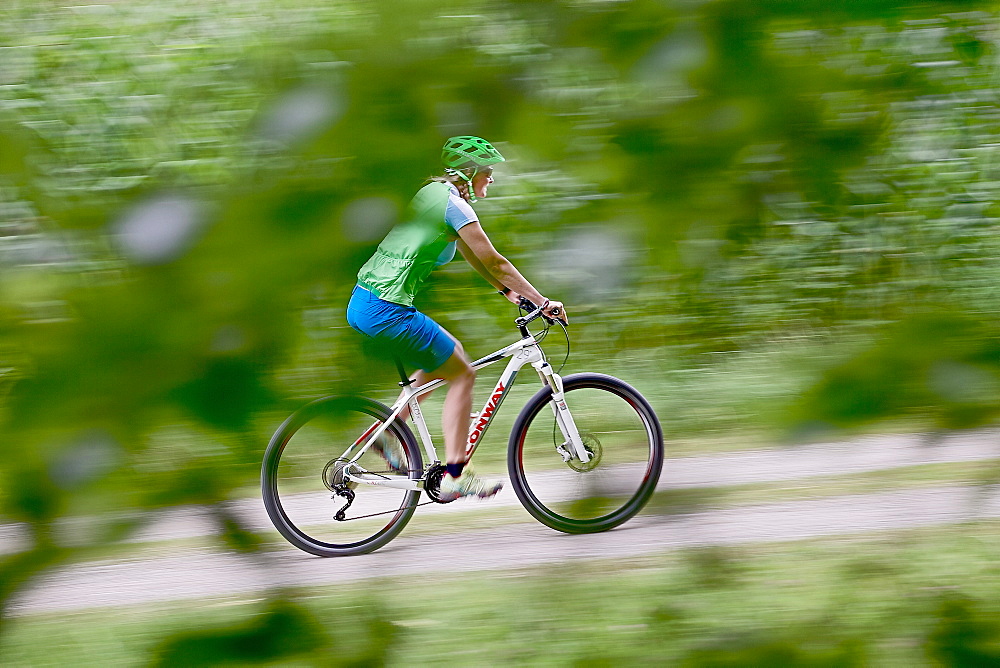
[322, 458, 357, 491]
[567, 432, 602, 472]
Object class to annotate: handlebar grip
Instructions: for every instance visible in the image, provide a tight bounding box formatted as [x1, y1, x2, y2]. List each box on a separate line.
[516, 297, 566, 326]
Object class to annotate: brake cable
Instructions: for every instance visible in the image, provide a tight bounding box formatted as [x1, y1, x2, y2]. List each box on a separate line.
[554, 319, 570, 374]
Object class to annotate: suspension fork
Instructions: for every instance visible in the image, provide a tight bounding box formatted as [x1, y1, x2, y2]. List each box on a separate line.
[534, 361, 591, 464]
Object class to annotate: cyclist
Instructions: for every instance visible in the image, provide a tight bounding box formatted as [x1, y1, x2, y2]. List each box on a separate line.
[347, 136, 567, 502]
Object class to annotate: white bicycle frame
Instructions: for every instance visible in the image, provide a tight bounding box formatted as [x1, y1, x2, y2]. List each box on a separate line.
[341, 328, 589, 491]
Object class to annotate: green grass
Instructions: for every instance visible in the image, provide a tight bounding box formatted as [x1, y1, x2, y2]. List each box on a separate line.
[4, 521, 1000, 665]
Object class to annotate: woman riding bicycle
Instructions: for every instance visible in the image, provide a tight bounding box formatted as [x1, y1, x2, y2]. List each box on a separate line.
[347, 136, 567, 502]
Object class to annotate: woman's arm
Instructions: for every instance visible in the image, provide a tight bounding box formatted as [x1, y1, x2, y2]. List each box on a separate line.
[456, 222, 567, 321]
[456, 235, 506, 293]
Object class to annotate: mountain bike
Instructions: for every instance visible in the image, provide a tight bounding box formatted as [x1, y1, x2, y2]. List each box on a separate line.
[261, 300, 664, 556]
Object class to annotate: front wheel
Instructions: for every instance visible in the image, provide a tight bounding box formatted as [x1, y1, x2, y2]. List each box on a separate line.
[262, 396, 423, 556]
[508, 373, 664, 534]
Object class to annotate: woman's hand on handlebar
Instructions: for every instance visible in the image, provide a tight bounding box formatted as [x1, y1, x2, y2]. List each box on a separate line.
[515, 294, 568, 325]
[543, 300, 568, 324]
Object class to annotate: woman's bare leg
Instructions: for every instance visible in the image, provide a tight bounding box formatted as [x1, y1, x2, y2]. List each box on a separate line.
[435, 349, 476, 464]
[393, 346, 475, 464]
[428, 345, 501, 499]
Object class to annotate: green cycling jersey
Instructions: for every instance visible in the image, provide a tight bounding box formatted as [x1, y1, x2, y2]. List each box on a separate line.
[356, 181, 474, 306]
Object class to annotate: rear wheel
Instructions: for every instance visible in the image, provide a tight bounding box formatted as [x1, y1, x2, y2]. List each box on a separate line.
[508, 374, 663, 533]
[262, 396, 423, 556]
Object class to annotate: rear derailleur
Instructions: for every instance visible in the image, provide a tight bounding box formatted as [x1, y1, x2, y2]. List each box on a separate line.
[323, 458, 356, 521]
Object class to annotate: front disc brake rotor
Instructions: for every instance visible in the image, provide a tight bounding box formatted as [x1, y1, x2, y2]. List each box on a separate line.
[567, 433, 602, 472]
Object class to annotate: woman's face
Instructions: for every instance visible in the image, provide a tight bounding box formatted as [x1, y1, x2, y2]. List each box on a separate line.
[472, 167, 494, 199]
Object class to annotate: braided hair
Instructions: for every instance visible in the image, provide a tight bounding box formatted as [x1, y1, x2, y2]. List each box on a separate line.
[430, 168, 475, 203]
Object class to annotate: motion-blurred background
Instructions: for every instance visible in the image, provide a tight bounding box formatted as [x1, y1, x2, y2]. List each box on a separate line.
[2, 0, 999, 664]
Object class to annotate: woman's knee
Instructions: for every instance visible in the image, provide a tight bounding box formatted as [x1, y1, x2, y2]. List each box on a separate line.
[454, 361, 476, 387]
[436, 349, 474, 383]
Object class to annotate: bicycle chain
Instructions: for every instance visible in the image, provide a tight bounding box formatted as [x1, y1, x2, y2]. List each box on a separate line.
[331, 464, 447, 522]
[334, 498, 437, 522]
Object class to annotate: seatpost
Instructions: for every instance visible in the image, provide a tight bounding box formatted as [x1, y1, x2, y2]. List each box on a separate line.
[394, 358, 414, 387]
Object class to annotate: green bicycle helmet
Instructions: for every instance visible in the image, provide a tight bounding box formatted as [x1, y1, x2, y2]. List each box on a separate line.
[441, 136, 505, 172]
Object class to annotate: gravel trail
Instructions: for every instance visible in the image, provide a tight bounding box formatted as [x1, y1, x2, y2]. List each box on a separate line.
[6, 429, 999, 616]
[9, 485, 1000, 616]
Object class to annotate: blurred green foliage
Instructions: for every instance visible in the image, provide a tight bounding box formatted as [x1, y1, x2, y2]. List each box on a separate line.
[150, 598, 331, 667]
[7, 524, 1000, 665]
[926, 595, 1000, 666]
[1, 0, 999, 660]
[790, 310, 1000, 430]
[680, 635, 866, 667]
[148, 596, 399, 666]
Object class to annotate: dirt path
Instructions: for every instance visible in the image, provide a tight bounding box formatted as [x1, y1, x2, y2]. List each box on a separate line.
[7, 429, 999, 616]
[9, 483, 1000, 616]
[4, 427, 995, 550]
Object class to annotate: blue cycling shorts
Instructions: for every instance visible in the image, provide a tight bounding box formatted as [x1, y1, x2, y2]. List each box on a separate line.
[346, 285, 457, 373]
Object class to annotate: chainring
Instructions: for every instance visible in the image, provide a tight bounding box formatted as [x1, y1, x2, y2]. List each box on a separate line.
[423, 463, 455, 504]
